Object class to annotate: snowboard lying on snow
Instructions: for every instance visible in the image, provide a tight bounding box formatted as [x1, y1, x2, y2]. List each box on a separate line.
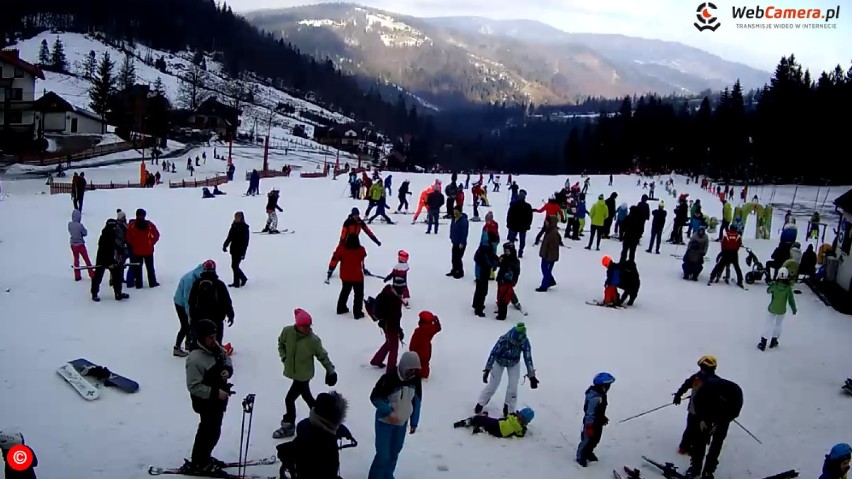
[57, 363, 99, 400]
[69, 358, 139, 393]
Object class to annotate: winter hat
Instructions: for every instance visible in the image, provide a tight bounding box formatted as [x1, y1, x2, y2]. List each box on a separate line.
[0, 430, 23, 450]
[418, 311, 436, 323]
[602, 255, 612, 268]
[351, 207, 360, 216]
[485, 211, 494, 222]
[294, 308, 313, 327]
[136, 208, 146, 217]
[202, 259, 216, 272]
[397, 351, 421, 380]
[398, 250, 409, 263]
[598, 194, 604, 200]
[314, 391, 348, 426]
[509, 323, 527, 342]
[518, 189, 527, 198]
[828, 443, 852, 461]
[116, 210, 126, 221]
[195, 319, 218, 339]
[518, 407, 535, 424]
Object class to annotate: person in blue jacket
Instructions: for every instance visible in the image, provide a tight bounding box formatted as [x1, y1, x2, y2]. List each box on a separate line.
[384, 175, 393, 196]
[448, 207, 469, 279]
[577, 372, 615, 467]
[820, 443, 851, 479]
[368, 351, 422, 479]
[172, 262, 206, 356]
[475, 323, 538, 417]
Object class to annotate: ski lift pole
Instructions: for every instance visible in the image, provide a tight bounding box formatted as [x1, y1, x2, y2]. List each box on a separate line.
[822, 187, 831, 209]
[733, 418, 762, 444]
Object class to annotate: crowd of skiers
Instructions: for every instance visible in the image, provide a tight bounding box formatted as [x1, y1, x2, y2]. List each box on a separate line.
[43, 167, 848, 479]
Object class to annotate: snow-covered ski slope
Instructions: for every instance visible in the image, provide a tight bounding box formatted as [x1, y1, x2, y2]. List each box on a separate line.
[11, 31, 351, 144]
[0, 167, 849, 479]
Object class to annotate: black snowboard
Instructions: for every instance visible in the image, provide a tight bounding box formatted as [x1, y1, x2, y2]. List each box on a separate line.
[70, 358, 139, 393]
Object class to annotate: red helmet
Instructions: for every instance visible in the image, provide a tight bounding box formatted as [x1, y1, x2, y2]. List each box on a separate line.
[398, 250, 409, 262]
[202, 259, 216, 271]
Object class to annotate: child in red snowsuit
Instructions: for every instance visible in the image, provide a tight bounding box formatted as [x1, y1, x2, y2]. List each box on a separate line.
[409, 311, 442, 379]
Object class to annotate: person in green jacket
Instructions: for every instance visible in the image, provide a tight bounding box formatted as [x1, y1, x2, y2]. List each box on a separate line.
[273, 308, 338, 438]
[365, 181, 385, 217]
[758, 267, 797, 351]
[585, 194, 609, 251]
[719, 199, 733, 241]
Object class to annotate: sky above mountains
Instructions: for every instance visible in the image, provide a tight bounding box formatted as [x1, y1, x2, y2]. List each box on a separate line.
[232, 0, 850, 75]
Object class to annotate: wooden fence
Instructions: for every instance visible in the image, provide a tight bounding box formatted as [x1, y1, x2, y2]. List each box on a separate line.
[300, 171, 328, 178]
[49, 180, 147, 195]
[244, 169, 293, 180]
[18, 138, 154, 166]
[168, 175, 229, 189]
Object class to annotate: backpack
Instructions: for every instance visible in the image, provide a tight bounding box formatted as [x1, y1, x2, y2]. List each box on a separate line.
[195, 279, 219, 310]
[693, 376, 743, 424]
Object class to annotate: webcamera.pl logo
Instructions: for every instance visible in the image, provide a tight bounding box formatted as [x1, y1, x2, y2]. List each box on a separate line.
[695, 2, 722, 31]
[731, 5, 841, 29]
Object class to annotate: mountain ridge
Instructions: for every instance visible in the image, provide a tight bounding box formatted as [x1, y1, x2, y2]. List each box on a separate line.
[245, 3, 770, 109]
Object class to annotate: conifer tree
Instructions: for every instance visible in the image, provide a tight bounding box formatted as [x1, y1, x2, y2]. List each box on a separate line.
[50, 37, 67, 72]
[89, 52, 116, 118]
[38, 39, 50, 65]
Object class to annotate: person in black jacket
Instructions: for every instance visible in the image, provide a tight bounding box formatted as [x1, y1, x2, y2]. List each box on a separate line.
[636, 194, 651, 237]
[278, 391, 354, 479]
[506, 190, 533, 258]
[222, 211, 250, 288]
[425, 186, 445, 234]
[615, 260, 640, 306]
[188, 261, 235, 346]
[396, 180, 412, 213]
[646, 203, 667, 254]
[91, 219, 129, 302]
[263, 188, 284, 233]
[670, 196, 689, 244]
[672, 355, 718, 457]
[74, 172, 87, 212]
[444, 175, 458, 218]
[495, 242, 521, 320]
[620, 207, 642, 263]
[181, 319, 234, 476]
[603, 192, 618, 238]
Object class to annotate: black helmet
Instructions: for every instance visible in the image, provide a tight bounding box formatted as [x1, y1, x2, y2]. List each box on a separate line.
[195, 319, 218, 339]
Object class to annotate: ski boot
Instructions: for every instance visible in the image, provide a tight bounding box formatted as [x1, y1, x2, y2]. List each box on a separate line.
[272, 421, 296, 439]
[173, 346, 188, 358]
[586, 452, 598, 462]
[684, 466, 701, 479]
[769, 337, 779, 349]
[92, 294, 100, 302]
[502, 404, 509, 417]
[757, 337, 767, 351]
[453, 419, 470, 428]
[115, 293, 129, 301]
[474, 403, 484, 414]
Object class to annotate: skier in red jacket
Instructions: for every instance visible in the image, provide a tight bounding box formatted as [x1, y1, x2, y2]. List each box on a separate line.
[409, 311, 442, 379]
[125, 208, 160, 288]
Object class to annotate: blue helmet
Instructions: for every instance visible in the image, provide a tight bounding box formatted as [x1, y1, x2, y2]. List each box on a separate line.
[593, 372, 616, 386]
[828, 443, 852, 461]
[518, 407, 535, 424]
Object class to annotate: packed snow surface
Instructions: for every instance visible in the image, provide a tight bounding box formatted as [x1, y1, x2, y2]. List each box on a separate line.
[0, 164, 850, 478]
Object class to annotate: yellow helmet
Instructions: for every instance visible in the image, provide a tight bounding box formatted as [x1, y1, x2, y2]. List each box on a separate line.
[698, 355, 717, 369]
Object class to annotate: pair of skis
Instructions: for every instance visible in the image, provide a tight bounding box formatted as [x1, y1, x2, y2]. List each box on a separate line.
[252, 229, 294, 235]
[586, 300, 625, 309]
[148, 455, 277, 478]
[642, 456, 798, 479]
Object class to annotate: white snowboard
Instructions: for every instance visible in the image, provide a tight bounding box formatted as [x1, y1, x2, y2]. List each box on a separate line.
[57, 363, 99, 400]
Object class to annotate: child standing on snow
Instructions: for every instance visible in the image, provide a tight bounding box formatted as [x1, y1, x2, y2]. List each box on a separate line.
[263, 188, 284, 233]
[369, 285, 405, 374]
[475, 323, 538, 417]
[336, 234, 367, 319]
[495, 242, 520, 321]
[758, 267, 797, 351]
[408, 311, 441, 379]
[576, 372, 615, 467]
[601, 255, 620, 306]
[454, 407, 534, 438]
[383, 250, 410, 308]
[69, 209, 94, 280]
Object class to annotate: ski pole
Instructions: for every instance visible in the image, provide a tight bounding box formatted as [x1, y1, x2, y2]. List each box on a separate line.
[239, 394, 256, 477]
[617, 394, 691, 424]
[733, 418, 762, 444]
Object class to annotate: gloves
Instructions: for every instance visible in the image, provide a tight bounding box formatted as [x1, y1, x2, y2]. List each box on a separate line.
[326, 269, 333, 281]
[673, 395, 682, 406]
[227, 316, 234, 327]
[584, 423, 595, 437]
[326, 372, 338, 387]
[222, 246, 227, 253]
[375, 240, 382, 247]
[603, 416, 609, 426]
[529, 377, 539, 389]
[482, 369, 490, 384]
[792, 308, 797, 315]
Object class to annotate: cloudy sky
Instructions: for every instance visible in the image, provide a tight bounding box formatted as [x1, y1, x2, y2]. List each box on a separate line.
[231, 0, 849, 74]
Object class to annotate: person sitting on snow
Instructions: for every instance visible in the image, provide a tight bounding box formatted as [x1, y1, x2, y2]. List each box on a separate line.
[453, 407, 535, 438]
[202, 187, 215, 199]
